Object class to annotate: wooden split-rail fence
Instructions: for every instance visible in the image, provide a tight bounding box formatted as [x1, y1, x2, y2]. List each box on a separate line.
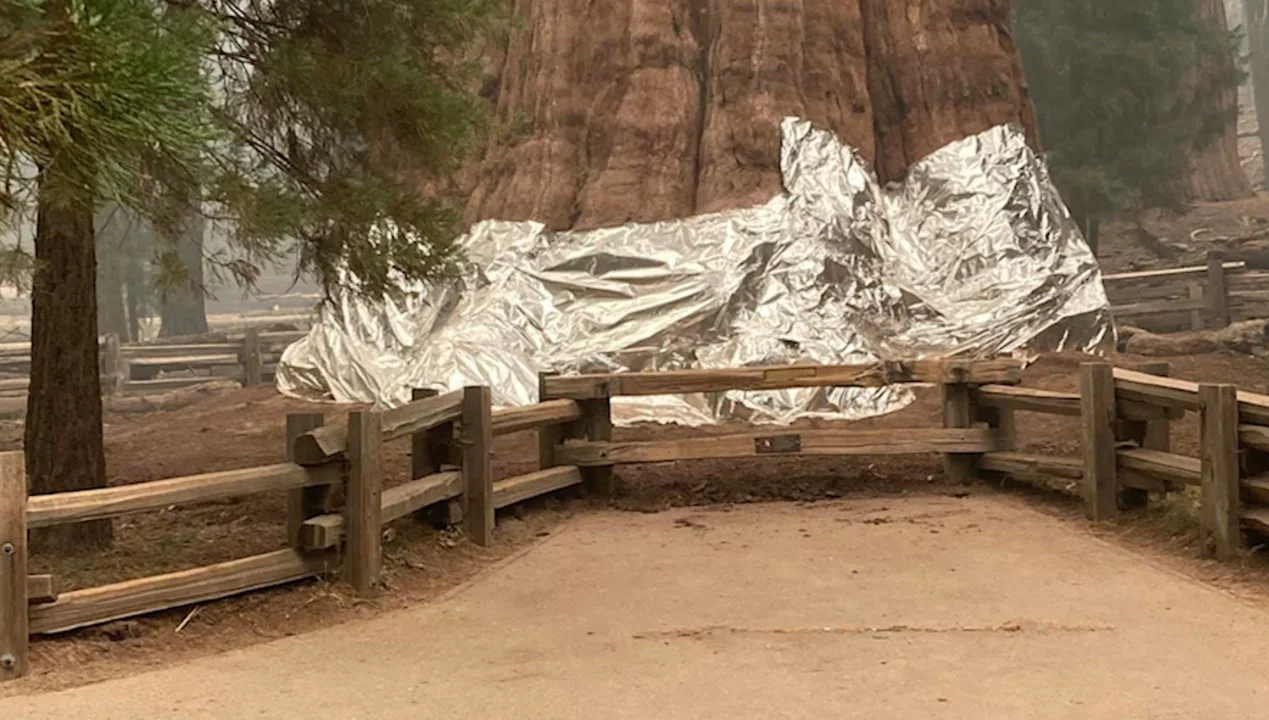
[0, 329, 306, 401]
[1104, 253, 1268, 333]
[0, 356, 1266, 680]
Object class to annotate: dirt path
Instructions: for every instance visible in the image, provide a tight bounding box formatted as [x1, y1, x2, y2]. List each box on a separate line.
[6, 494, 1269, 719]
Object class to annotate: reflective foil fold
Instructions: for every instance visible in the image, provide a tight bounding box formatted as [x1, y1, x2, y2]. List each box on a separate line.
[277, 119, 1111, 424]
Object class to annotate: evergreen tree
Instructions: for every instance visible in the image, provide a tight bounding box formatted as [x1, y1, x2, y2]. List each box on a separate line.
[0, 0, 497, 550]
[1014, 0, 1244, 246]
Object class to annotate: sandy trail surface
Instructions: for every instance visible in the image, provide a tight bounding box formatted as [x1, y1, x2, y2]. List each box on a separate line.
[5, 494, 1269, 719]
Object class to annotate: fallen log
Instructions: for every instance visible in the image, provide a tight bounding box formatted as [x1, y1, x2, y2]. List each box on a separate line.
[106, 380, 242, 414]
[1120, 320, 1269, 356]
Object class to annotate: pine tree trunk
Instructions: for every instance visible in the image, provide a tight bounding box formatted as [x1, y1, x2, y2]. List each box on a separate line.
[159, 212, 208, 338]
[1246, 0, 1269, 168]
[27, 160, 112, 553]
[1189, 0, 1255, 200]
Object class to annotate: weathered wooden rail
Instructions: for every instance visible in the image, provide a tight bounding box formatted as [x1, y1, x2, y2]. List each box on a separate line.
[1104, 253, 1269, 333]
[0, 377, 588, 682]
[971, 360, 1269, 561]
[3, 354, 1268, 682]
[0, 329, 306, 401]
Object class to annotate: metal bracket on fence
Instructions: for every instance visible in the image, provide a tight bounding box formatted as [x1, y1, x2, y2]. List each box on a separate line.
[754, 434, 802, 454]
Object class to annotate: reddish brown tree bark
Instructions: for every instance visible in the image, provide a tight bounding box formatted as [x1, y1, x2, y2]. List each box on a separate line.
[462, 0, 1040, 231]
[1189, 0, 1255, 201]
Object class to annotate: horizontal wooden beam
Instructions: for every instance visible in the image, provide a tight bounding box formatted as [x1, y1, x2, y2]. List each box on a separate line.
[120, 377, 235, 395]
[301, 471, 463, 550]
[253, 330, 309, 345]
[493, 466, 583, 509]
[1240, 425, 1269, 453]
[1115, 448, 1200, 487]
[120, 343, 239, 357]
[27, 575, 58, 605]
[1112, 298, 1207, 317]
[1241, 507, 1269, 535]
[1119, 400, 1186, 422]
[977, 451, 1083, 479]
[27, 462, 341, 529]
[126, 354, 241, 368]
[29, 548, 337, 635]
[1103, 261, 1244, 283]
[1114, 368, 1269, 424]
[300, 515, 344, 552]
[381, 471, 462, 524]
[382, 390, 464, 442]
[556, 428, 999, 466]
[491, 399, 582, 437]
[1113, 369, 1202, 412]
[543, 359, 1023, 399]
[1241, 474, 1269, 506]
[974, 386, 1079, 416]
[292, 391, 463, 465]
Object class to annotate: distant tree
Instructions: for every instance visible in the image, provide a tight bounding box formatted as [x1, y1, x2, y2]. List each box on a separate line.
[1243, 0, 1269, 166]
[95, 202, 154, 342]
[1188, 0, 1253, 201]
[157, 210, 208, 338]
[0, 0, 497, 551]
[1015, 0, 1247, 252]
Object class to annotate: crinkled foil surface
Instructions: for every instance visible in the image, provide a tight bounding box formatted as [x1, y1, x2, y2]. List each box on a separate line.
[278, 119, 1111, 425]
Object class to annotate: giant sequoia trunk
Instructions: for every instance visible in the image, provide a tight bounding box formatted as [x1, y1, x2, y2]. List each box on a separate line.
[1189, 0, 1255, 201]
[463, 0, 1040, 230]
[28, 159, 111, 552]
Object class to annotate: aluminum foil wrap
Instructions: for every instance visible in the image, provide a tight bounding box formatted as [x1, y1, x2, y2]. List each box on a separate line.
[277, 118, 1111, 424]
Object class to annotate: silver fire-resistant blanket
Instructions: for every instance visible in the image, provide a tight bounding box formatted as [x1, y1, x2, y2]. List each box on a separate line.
[277, 118, 1111, 424]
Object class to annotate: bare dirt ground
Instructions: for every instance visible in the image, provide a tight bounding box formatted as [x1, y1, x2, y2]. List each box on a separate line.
[1099, 191, 1269, 273]
[7, 497, 1269, 718]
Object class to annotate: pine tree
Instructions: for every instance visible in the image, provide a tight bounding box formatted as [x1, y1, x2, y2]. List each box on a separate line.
[1014, 0, 1245, 247]
[0, 0, 497, 551]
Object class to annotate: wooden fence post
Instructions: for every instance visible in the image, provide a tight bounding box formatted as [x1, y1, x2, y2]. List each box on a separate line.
[346, 410, 383, 594]
[461, 386, 494, 547]
[541, 372, 588, 499]
[0, 451, 27, 681]
[942, 381, 976, 483]
[1207, 252, 1230, 329]
[286, 413, 327, 546]
[578, 382, 614, 495]
[1187, 283, 1205, 331]
[1139, 362, 1172, 454]
[100, 333, 123, 396]
[1116, 362, 1172, 510]
[241, 328, 263, 387]
[1080, 362, 1119, 521]
[1199, 384, 1241, 560]
[413, 388, 461, 527]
